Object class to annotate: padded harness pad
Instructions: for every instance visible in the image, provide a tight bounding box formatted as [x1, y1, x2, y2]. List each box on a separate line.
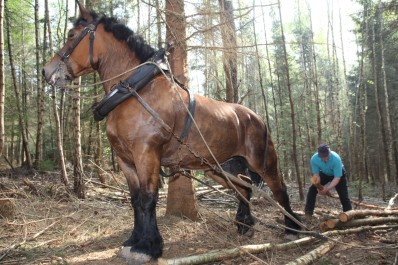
[92, 48, 196, 140]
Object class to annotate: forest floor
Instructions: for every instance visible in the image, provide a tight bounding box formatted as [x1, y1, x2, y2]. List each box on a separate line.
[0, 167, 397, 265]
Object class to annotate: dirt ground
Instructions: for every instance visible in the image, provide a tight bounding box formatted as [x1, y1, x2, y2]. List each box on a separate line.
[0, 168, 397, 265]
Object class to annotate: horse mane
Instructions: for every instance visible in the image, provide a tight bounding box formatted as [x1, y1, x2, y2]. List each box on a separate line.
[74, 11, 155, 62]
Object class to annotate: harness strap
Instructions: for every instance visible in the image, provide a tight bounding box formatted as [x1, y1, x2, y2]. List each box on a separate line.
[92, 49, 197, 141]
[89, 30, 97, 69]
[58, 20, 99, 78]
[173, 78, 196, 140]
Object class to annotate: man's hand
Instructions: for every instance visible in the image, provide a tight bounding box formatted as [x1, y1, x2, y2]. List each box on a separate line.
[318, 188, 330, 196]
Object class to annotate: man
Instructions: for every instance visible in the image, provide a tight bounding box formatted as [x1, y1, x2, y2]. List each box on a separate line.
[305, 144, 352, 216]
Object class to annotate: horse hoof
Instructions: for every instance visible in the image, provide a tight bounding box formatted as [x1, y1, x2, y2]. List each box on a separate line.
[243, 228, 255, 238]
[119, 247, 152, 264]
[284, 233, 299, 241]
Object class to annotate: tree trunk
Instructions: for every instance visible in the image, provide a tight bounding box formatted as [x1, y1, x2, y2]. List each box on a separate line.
[379, 0, 396, 185]
[252, 1, 270, 130]
[34, 0, 44, 168]
[0, 0, 4, 157]
[278, 0, 303, 200]
[45, 0, 69, 186]
[165, 0, 198, 221]
[218, 0, 238, 103]
[5, 7, 32, 169]
[71, 0, 84, 199]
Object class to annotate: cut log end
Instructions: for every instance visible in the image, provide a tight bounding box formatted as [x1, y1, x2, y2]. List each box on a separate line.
[0, 198, 16, 219]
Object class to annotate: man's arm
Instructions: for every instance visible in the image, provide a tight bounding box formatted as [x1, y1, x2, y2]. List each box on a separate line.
[319, 177, 341, 195]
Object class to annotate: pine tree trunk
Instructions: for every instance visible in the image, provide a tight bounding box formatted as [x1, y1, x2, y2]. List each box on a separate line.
[5, 8, 32, 169]
[34, 0, 44, 168]
[0, 0, 4, 156]
[165, 0, 198, 221]
[278, 0, 303, 200]
[218, 0, 238, 103]
[45, 0, 69, 186]
[379, 0, 396, 185]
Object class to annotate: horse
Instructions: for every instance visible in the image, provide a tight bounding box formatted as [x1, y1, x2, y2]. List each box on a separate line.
[42, 3, 301, 264]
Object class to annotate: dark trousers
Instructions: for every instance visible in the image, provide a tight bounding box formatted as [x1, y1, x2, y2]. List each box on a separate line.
[305, 170, 352, 215]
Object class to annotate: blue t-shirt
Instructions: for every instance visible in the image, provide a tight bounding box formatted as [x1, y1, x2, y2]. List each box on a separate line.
[310, 151, 343, 177]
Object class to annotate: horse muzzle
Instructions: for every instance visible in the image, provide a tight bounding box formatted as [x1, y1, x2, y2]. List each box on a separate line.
[42, 61, 71, 87]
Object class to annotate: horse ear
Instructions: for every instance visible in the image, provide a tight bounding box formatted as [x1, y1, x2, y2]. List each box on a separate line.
[76, 0, 93, 22]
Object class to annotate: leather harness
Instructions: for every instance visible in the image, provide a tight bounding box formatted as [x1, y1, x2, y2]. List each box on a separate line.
[57, 19, 196, 141]
[92, 49, 197, 140]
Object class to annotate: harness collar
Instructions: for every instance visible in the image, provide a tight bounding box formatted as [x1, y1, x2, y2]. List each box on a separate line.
[92, 49, 196, 141]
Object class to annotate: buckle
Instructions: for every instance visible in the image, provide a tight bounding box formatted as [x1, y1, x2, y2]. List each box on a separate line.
[87, 24, 96, 31]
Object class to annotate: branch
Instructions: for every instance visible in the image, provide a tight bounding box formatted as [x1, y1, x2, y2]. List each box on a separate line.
[386, 193, 398, 210]
[158, 225, 398, 265]
[285, 238, 337, 265]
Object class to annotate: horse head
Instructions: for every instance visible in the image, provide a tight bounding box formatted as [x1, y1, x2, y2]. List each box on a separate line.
[42, 2, 101, 86]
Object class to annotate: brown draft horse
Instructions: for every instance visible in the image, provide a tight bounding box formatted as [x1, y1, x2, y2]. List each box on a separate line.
[42, 3, 301, 264]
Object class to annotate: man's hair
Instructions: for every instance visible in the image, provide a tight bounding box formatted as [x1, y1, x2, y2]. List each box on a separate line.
[317, 144, 330, 158]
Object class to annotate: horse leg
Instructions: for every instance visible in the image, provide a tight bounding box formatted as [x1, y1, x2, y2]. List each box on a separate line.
[264, 165, 301, 235]
[206, 158, 255, 236]
[117, 155, 163, 264]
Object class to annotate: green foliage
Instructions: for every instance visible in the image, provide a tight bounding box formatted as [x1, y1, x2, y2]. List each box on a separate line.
[37, 159, 57, 171]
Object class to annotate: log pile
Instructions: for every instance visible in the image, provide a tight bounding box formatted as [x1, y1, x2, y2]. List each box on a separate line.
[320, 203, 398, 231]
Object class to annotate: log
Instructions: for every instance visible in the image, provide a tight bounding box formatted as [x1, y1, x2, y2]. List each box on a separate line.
[325, 218, 340, 229]
[337, 216, 398, 228]
[338, 209, 398, 222]
[158, 224, 398, 265]
[158, 237, 317, 265]
[0, 198, 16, 219]
[285, 238, 337, 265]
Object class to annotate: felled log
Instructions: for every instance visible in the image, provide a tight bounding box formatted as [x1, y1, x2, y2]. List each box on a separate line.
[325, 216, 398, 230]
[325, 218, 341, 229]
[338, 209, 398, 222]
[158, 236, 317, 265]
[0, 198, 15, 219]
[285, 238, 337, 265]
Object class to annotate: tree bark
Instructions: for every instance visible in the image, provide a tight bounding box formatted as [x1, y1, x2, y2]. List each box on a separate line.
[277, 0, 303, 200]
[165, 0, 198, 221]
[34, 0, 44, 168]
[378, 0, 396, 185]
[0, 0, 4, 157]
[5, 6, 32, 169]
[218, 0, 238, 103]
[45, 0, 69, 186]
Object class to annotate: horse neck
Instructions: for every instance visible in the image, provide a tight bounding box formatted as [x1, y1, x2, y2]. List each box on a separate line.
[96, 34, 142, 93]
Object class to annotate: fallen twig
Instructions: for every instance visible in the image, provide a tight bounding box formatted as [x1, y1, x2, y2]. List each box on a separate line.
[386, 193, 398, 210]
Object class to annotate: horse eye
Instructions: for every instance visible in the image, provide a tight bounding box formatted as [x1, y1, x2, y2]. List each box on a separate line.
[68, 31, 76, 39]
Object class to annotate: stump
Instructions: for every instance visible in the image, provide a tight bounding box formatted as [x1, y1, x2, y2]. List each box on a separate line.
[0, 198, 16, 219]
